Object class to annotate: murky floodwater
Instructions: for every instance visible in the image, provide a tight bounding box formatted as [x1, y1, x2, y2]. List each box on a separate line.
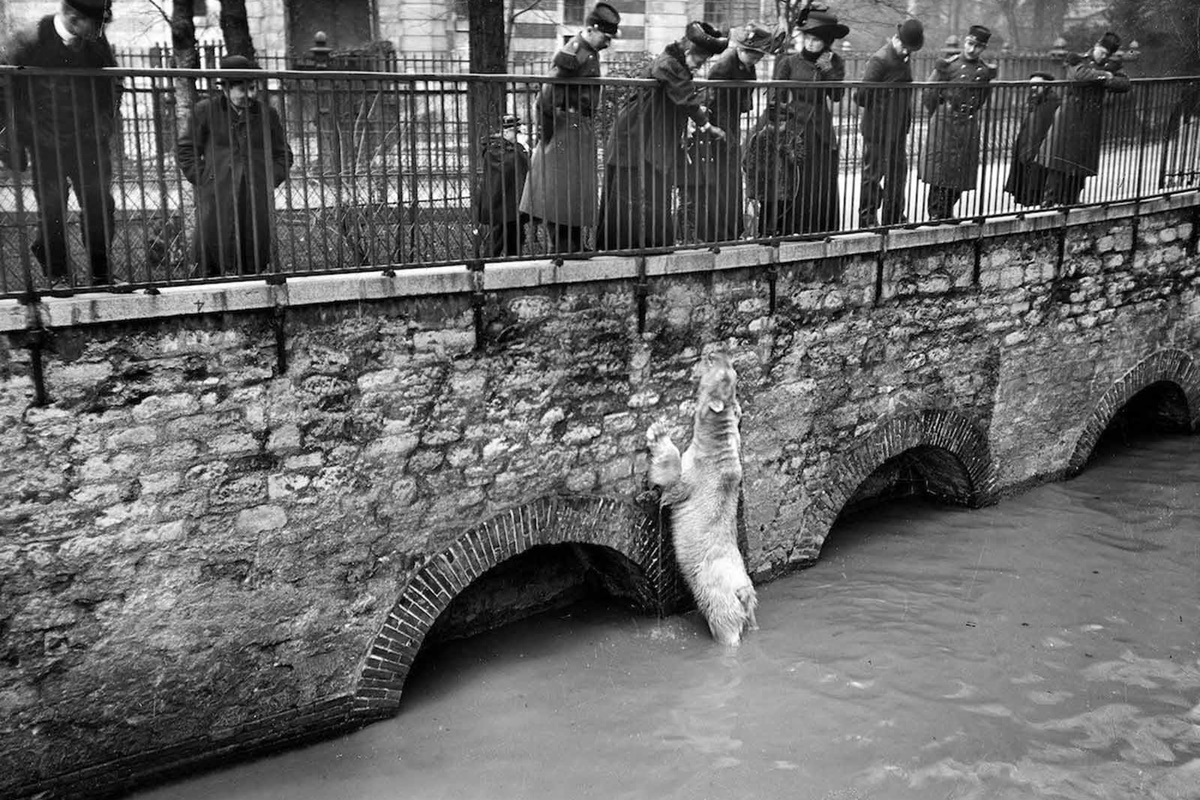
[135, 434, 1200, 800]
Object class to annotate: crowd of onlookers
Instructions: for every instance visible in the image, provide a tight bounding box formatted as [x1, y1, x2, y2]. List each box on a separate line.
[0, 0, 1171, 288]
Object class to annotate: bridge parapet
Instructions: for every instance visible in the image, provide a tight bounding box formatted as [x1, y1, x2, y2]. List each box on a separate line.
[0, 195, 1197, 799]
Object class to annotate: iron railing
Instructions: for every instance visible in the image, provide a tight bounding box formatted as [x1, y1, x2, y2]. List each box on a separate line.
[0, 66, 1197, 298]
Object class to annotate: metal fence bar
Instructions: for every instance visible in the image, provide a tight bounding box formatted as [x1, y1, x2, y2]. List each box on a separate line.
[0, 66, 1198, 299]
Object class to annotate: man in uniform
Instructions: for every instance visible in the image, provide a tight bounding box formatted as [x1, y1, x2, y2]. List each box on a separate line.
[918, 24, 997, 221]
[854, 18, 924, 228]
[518, 3, 620, 254]
[1035, 31, 1131, 206]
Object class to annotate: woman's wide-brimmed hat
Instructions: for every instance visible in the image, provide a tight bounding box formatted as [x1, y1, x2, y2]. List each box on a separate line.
[797, 10, 849, 42]
[732, 22, 781, 55]
[685, 21, 729, 55]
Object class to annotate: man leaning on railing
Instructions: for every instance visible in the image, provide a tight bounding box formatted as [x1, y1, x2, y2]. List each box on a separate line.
[2, 0, 121, 292]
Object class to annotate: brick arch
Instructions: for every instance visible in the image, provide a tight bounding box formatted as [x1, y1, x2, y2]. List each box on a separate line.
[350, 494, 662, 720]
[1067, 348, 1200, 476]
[808, 410, 997, 550]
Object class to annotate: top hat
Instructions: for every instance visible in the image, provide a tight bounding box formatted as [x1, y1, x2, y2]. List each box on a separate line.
[897, 19, 925, 51]
[218, 54, 260, 82]
[1097, 31, 1121, 54]
[64, 0, 111, 22]
[500, 113, 521, 129]
[732, 22, 780, 55]
[798, 10, 849, 42]
[685, 21, 729, 56]
[586, 3, 621, 36]
[966, 25, 992, 45]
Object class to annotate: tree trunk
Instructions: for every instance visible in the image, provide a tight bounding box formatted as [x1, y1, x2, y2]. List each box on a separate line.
[219, 0, 257, 60]
[467, 0, 507, 239]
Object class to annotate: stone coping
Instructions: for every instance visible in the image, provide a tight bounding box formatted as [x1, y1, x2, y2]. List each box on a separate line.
[1, 192, 1195, 334]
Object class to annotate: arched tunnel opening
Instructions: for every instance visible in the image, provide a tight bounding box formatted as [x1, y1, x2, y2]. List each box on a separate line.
[835, 445, 974, 524]
[1087, 380, 1193, 465]
[397, 543, 653, 709]
[823, 445, 975, 557]
[421, 543, 653, 648]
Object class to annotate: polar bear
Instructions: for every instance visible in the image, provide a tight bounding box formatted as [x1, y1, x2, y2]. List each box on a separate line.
[646, 352, 758, 646]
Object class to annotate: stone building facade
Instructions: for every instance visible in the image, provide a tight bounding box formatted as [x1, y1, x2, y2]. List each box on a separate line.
[0, 0, 770, 65]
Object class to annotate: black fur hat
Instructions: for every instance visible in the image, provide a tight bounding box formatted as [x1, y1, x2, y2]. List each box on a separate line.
[1097, 31, 1121, 54]
[685, 21, 729, 56]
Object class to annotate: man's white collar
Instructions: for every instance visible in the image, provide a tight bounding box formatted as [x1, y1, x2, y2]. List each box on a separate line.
[53, 14, 75, 45]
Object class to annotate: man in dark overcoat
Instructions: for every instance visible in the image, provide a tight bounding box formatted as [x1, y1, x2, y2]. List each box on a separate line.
[918, 24, 997, 221]
[685, 22, 776, 242]
[176, 56, 294, 278]
[854, 18, 924, 227]
[4, 0, 121, 290]
[518, 3, 619, 254]
[598, 21, 728, 250]
[473, 114, 531, 257]
[1035, 32, 1131, 206]
[1003, 73, 1061, 207]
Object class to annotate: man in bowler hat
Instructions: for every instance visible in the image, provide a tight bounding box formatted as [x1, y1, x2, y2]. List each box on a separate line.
[2, 0, 121, 291]
[855, 18, 924, 227]
[176, 55, 294, 277]
[918, 24, 998, 220]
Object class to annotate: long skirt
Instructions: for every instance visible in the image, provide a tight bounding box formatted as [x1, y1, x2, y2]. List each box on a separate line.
[597, 162, 673, 250]
[519, 113, 598, 227]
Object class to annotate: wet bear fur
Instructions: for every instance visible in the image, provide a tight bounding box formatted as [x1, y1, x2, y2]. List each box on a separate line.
[646, 352, 758, 646]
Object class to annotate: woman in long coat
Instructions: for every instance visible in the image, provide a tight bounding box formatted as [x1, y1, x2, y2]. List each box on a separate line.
[518, 3, 619, 253]
[767, 10, 848, 235]
[177, 57, 293, 277]
[685, 23, 776, 242]
[1035, 32, 1131, 205]
[597, 21, 728, 250]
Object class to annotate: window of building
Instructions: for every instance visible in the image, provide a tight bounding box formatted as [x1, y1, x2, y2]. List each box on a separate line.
[563, 0, 585, 26]
[703, 0, 761, 31]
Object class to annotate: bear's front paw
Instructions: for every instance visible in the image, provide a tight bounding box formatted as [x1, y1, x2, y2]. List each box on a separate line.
[646, 420, 669, 449]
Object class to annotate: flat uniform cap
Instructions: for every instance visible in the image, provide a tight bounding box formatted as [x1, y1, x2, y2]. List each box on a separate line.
[897, 18, 925, 51]
[586, 3, 620, 36]
[685, 20, 728, 55]
[65, 0, 111, 22]
[966, 25, 992, 44]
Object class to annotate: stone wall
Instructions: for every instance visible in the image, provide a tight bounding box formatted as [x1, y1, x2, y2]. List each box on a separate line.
[1, 195, 1198, 799]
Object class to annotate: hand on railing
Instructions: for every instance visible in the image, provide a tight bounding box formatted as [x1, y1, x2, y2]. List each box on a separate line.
[702, 121, 726, 140]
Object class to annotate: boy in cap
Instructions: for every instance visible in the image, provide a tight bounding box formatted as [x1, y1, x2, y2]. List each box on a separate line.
[918, 24, 998, 221]
[3, 0, 121, 290]
[519, 2, 619, 254]
[855, 18, 924, 227]
[1003, 72, 1061, 206]
[176, 55, 294, 277]
[473, 114, 532, 257]
[1034, 31, 1130, 206]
